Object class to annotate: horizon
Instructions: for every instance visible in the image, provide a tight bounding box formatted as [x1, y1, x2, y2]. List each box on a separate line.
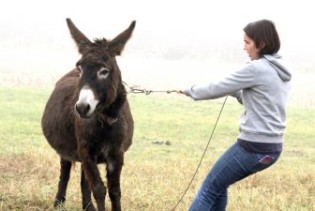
[1, 0, 314, 107]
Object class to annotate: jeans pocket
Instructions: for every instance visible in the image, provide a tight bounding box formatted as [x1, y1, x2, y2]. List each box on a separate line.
[258, 155, 274, 165]
[251, 153, 279, 173]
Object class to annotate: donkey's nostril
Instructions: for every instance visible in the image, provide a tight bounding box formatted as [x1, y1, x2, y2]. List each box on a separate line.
[84, 104, 91, 113]
[75, 103, 91, 118]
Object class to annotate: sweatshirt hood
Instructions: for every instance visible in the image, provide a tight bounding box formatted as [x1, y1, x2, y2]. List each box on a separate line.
[263, 54, 292, 81]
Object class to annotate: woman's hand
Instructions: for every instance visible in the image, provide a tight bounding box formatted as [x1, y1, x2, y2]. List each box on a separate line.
[177, 90, 185, 94]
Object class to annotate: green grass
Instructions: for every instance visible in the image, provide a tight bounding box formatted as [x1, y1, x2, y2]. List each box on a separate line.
[0, 87, 315, 211]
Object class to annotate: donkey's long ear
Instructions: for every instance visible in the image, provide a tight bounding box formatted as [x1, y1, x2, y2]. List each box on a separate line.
[109, 21, 136, 57]
[66, 18, 92, 54]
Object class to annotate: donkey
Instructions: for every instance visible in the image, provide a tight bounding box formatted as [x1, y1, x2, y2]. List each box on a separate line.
[41, 18, 135, 211]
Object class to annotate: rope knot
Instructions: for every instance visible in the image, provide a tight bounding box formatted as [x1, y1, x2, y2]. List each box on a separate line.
[123, 81, 177, 95]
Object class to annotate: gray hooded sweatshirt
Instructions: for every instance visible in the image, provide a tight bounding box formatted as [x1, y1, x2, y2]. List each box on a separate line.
[184, 54, 292, 144]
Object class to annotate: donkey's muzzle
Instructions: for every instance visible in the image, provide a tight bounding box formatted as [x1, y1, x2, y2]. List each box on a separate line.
[75, 86, 99, 119]
[75, 102, 91, 118]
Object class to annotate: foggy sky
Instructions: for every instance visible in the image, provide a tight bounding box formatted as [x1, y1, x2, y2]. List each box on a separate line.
[1, 0, 314, 97]
[1, 0, 314, 62]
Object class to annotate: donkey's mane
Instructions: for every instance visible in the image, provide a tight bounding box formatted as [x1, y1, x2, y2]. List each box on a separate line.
[92, 38, 109, 48]
[78, 38, 109, 50]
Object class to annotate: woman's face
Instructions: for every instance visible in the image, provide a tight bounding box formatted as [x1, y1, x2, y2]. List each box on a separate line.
[243, 33, 260, 60]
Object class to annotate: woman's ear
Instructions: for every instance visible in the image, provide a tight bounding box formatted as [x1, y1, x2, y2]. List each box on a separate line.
[259, 42, 266, 50]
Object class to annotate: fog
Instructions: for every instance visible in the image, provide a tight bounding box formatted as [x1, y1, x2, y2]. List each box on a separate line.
[1, 0, 314, 106]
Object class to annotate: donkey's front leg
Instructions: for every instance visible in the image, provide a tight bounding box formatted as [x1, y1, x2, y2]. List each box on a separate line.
[81, 166, 96, 211]
[79, 145, 106, 211]
[106, 156, 124, 211]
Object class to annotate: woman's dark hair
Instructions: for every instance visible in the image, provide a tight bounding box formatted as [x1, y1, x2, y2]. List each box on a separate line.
[243, 19, 280, 56]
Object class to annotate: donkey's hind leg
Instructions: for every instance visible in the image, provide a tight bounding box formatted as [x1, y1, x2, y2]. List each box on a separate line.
[54, 158, 72, 208]
[81, 166, 96, 211]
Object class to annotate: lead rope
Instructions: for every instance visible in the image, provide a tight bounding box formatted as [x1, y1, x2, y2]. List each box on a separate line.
[123, 81, 177, 95]
[123, 81, 228, 210]
[171, 96, 228, 211]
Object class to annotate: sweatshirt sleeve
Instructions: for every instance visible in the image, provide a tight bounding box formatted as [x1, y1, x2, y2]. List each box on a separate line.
[184, 63, 257, 100]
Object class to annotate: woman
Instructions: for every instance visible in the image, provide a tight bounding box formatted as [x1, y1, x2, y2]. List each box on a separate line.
[179, 19, 292, 211]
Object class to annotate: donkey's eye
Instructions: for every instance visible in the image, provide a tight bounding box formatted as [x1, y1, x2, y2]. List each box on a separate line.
[97, 67, 110, 80]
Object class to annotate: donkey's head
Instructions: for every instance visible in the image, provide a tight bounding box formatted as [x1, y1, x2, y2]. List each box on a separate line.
[66, 18, 135, 118]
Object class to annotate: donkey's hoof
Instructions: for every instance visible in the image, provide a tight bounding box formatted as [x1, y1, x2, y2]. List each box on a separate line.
[84, 203, 96, 211]
[54, 202, 65, 210]
[54, 196, 66, 210]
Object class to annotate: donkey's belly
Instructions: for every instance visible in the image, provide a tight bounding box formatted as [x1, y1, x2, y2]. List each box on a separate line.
[42, 116, 80, 161]
[41, 70, 81, 161]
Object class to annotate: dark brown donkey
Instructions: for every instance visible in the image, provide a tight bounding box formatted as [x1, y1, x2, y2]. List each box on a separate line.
[41, 18, 135, 211]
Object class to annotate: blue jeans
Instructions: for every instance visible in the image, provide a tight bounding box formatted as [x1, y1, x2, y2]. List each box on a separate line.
[189, 142, 281, 211]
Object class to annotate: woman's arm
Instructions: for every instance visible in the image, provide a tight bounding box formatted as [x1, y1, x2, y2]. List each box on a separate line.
[182, 63, 256, 101]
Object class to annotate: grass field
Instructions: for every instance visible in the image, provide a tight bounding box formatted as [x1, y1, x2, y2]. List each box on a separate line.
[0, 87, 315, 211]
